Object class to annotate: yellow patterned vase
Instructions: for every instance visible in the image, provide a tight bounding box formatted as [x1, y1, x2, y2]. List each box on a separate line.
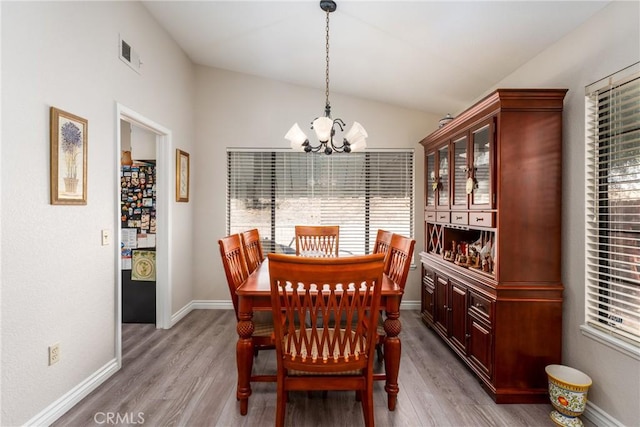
[545, 364, 592, 427]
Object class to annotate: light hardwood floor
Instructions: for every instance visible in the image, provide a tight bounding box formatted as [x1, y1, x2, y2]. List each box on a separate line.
[53, 309, 585, 426]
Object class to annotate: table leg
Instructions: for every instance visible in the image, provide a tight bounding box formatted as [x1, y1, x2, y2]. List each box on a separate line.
[236, 301, 254, 416]
[383, 298, 401, 411]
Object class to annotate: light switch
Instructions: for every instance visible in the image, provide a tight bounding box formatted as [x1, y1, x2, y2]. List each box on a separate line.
[101, 229, 111, 246]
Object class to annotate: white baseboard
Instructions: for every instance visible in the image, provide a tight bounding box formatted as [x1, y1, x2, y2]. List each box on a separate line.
[583, 401, 624, 427]
[24, 359, 119, 427]
[171, 299, 419, 327]
[170, 300, 233, 326]
[400, 300, 420, 310]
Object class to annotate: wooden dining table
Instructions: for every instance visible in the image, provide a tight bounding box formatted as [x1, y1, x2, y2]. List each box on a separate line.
[235, 258, 404, 415]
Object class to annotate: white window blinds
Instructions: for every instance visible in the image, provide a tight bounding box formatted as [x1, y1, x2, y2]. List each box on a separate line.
[585, 62, 640, 348]
[227, 149, 414, 256]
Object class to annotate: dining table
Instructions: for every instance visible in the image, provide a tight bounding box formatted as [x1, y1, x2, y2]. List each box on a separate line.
[235, 257, 404, 415]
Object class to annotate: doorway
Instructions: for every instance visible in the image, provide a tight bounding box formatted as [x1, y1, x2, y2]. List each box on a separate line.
[115, 104, 172, 365]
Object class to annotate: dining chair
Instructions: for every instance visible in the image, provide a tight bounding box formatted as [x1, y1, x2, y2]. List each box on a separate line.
[373, 229, 393, 259]
[218, 234, 274, 356]
[384, 233, 416, 292]
[376, 233, 416, 360]
[240, 228, 264, 274]
[294, 225, 340, 257]
[268, 252, 386, 427]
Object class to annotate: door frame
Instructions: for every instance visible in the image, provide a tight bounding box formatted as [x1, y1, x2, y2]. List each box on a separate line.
[115, 103, 173, 365]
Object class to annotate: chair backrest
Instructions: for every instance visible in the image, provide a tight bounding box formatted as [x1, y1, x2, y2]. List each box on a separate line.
[218, 234, 249, 317]
[294, 225, 340, 257]
[268, 253, 385, 373]
[240, 228, 264, 274]
[384, 234, 416, 291]
[373, 229, 393, 257]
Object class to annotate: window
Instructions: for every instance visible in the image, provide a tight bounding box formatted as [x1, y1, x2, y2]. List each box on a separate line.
[584, 62, 640, 356]
[227, 149, 414, 256]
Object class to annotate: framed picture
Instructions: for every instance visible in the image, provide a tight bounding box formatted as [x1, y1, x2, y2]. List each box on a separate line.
[50, 107, 88, 205]
[176, 149, 190, 202]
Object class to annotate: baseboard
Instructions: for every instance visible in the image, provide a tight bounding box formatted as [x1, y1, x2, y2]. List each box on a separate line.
[171, 300, 233, 326]
[583, 401, 624, 427]
[400, 300, 420, 310]
[24, 359, 119, 427]
[171, 299, 418, 327]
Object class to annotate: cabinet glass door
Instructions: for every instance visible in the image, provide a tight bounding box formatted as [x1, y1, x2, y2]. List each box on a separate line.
[471, 121, 493, 208]
[426, 152, 436, 209]
[437, 145, 449, 208]
[452, 135, 469, 208]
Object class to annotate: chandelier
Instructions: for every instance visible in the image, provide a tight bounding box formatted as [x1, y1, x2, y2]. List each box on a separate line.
[285, 0, 367, 155]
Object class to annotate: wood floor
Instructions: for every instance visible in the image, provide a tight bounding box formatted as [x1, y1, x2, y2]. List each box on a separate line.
[53, 309, 578, 426]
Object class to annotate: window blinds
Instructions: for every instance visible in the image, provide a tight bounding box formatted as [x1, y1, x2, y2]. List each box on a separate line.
[227, 149, 414, 256]
[585, 62, 640, 346]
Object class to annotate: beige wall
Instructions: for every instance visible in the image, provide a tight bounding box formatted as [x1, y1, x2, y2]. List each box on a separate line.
[493, 2, 640, 425]
[192, 66, 438, 304]
[1, 2, 195, 425]
[2, 0, 638, 425]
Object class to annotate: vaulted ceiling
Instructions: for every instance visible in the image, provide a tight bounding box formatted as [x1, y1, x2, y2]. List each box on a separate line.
[143, 1, 609, 115]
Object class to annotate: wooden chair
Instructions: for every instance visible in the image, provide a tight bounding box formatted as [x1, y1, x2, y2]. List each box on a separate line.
[218, 234, 274, 357]
[377, 233, 416, 360]
[268, 253, 386, 427]
[240, 228, 264, 274]
[384, 233, 416, 292]
[373, 229, 393, 259]
[294, 225, 340, 257]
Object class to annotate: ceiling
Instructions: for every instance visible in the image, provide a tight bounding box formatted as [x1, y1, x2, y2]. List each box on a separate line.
[142, 1, 609, 115]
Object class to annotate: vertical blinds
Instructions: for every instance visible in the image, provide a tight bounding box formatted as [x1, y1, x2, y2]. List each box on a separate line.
[585, 62, 640, 346]
[227, 149, 414, 256]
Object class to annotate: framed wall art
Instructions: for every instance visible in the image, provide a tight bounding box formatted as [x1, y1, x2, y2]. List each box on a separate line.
[176, 149, 190, 202]
[50, 107, 88, 205]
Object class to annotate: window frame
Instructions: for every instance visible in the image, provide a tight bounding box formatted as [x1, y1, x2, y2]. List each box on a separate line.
[581, 62, 640, 360]
[226, 148, 415, 258]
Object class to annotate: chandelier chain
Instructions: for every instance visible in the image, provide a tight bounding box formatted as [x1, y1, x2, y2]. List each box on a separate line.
[325, 9, 331, 113]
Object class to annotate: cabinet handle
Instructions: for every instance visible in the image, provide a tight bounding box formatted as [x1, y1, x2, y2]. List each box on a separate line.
[475, 217, 484, 222]
[455, 216, 463, 220]
[465, 334, 471, 339]
[448, 307, 453, 312]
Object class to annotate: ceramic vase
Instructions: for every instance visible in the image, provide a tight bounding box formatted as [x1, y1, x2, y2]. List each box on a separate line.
[545, 364, 592, 427]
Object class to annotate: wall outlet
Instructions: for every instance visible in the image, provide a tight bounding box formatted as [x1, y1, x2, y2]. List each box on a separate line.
[49, 343, 60, 365]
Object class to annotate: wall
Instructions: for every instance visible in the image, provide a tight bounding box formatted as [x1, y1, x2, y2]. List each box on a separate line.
[493, 2, 640, 425]
[192, 66, 438, 304]
[0, 2, 195, 425]
[131, 124, 157, 161]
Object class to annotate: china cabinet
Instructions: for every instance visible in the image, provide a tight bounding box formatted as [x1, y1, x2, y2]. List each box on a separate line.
[420, 89, 567, 403]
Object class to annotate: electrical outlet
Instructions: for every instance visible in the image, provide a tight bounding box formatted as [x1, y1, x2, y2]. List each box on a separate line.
[49, 343, 60, 365]
[101, 229, 110, 246]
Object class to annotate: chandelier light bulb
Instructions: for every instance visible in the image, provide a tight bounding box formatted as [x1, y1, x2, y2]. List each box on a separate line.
[312, 117, 334, 142]
[285, 123, 309, 151]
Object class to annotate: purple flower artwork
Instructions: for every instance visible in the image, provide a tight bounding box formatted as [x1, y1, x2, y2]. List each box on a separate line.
[50, 107, 87, 205]
[60, 120, 82, 180]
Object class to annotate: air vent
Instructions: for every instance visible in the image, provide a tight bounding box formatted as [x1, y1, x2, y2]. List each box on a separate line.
[119, 35, 142, 74]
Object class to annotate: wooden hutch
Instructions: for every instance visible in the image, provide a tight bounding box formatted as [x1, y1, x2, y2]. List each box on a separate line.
[419, 89, 567, 403]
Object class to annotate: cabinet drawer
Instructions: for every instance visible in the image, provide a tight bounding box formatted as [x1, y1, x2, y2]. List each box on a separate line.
[469, 291, 493, 324]
[469, 212, 494, 228]
[436, 212, 450, 223]
[425, 211, 436, 222]
[451, 212, 468, 225]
